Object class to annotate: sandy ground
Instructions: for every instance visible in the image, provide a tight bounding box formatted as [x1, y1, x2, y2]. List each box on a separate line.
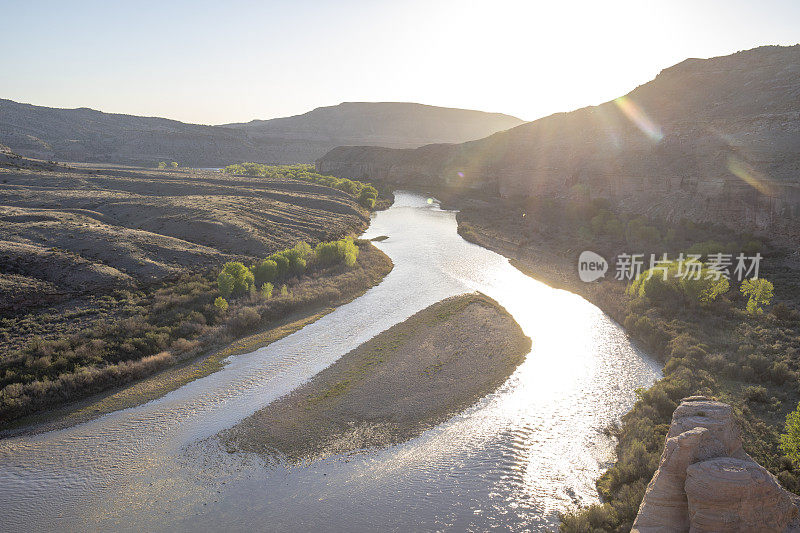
[225, 293, 531, 461]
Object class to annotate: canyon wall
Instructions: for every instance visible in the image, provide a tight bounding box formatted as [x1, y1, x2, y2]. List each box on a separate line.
[317, 45, 800, 240]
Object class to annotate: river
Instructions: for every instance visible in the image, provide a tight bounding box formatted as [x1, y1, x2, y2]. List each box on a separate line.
[0, 191, 661, 532]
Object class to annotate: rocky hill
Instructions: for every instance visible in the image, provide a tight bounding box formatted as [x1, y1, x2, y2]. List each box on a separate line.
[0, 159, 368, 313]
[317, 45, 800, 240]
[224, 101, 523, 149]
[632, 396, 800, 532]
[0, 100, 521, 168]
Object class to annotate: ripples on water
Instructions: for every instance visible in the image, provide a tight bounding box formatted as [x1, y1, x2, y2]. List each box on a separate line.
[0, 191, 661, 532]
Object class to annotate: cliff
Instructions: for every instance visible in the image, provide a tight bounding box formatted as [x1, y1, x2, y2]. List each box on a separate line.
[0, 100, 521, 168]
[632, 396, 800, 532]
[316, 45, 800, 240]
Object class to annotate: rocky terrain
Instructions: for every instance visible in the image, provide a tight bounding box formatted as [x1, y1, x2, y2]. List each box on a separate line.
[0, 100, 521, 167]
[317, 45, 800, 241]
[0, 158, 369, 313]
[632, 396, 800, 532]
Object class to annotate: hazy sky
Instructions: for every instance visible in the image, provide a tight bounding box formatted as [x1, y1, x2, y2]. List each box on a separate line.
[1, 0, 798, 124]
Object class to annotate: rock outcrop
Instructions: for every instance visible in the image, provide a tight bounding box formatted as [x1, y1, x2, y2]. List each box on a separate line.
[632, 396, 800, 532]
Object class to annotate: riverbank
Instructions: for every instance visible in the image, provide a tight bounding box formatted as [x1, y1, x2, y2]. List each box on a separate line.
[1, 241, 393, 437]
[224, 292, 531, 462]
[449, 194, 800, 532]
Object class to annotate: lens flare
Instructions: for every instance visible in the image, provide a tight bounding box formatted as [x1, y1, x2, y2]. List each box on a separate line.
[614, 96, 663, 142]
[457, 171, 465, 178]
[727, 155, 776, 196]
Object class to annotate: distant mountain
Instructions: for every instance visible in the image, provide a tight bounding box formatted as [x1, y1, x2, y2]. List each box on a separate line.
[0, 100, 522, 167]
[317, 45, 800, 239]
[223, 102, 523, 147]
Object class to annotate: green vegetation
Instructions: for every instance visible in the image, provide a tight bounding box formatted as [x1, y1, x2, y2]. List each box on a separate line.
[223, 163, 381, 209]
[780, 404, 800, 466]
[742, 278, 775, 314]
[0, 240, 392, 426]
[214, 296, 229, 312]
[446, 192, 798, 532]
[216, 238, 359, 300]
[628, 261, 730, 306]
[314, 237, 359, 267]
[156, 161, 179, 169]
[217, 262, 255, 298]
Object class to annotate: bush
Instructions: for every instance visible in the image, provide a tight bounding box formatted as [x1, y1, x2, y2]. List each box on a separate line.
[260, 282, 273, 299]
[628, 260, 729, 306]
[741, 278, 774, 314]
[780, 403, 800, 467]
[217, 262, 255, 298]
[228, 307, 261, 334]
[270, 254, 290, 278]
[315, 237, 359, 267]
[745, 385, 768, 403]
[253, 259, 278, 286]
[772, 303, 798, 322]
[214, 296, 228, 312]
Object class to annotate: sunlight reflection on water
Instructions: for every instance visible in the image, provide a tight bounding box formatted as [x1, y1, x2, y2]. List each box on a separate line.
[0, 191, 661, 532]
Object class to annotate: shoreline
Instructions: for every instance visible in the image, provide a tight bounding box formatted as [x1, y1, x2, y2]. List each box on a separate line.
[224, 292, 531, 462]
[1, 242, 394, 438]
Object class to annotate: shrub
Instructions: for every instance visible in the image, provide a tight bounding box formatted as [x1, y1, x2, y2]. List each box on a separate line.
[228, 307, 261, 334]
[741, 278, 774, 314]
[214, 296, 228, 311]
[270, 254, 290, 278]
[780, 403, 800, 467]
[745, 385, 768, 403]
[217, 271, 235, 297]
[315, 237, 359, 267]
[217, 262, 254, 298]
[628, 261, 729, 306]
[260, 282, 273, 299]
[772, 303, 798, 322]
[253, 259, 278, 286]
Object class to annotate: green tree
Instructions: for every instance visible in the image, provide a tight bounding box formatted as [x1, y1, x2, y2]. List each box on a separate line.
[741, 278, 774, 314]
[315, 237, 359, 267]
[628, 261, 729, 305]
[269, 254, 290, 278]
[780, 403, 800, 466]
[217, 262, 254, 298]
[157, 161, 167, 169]
[170, 161, 179, 168]
[260, 282, 273, 299]
[217, 271, 235, 298]
[252, 259, 278, 286]
[214, 296, 228, 311]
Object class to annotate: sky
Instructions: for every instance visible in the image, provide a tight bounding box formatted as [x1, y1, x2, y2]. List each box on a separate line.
[1, 0, 798, 125]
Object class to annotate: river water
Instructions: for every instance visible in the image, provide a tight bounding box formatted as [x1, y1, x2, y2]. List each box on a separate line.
[0, 191, 660, 532]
